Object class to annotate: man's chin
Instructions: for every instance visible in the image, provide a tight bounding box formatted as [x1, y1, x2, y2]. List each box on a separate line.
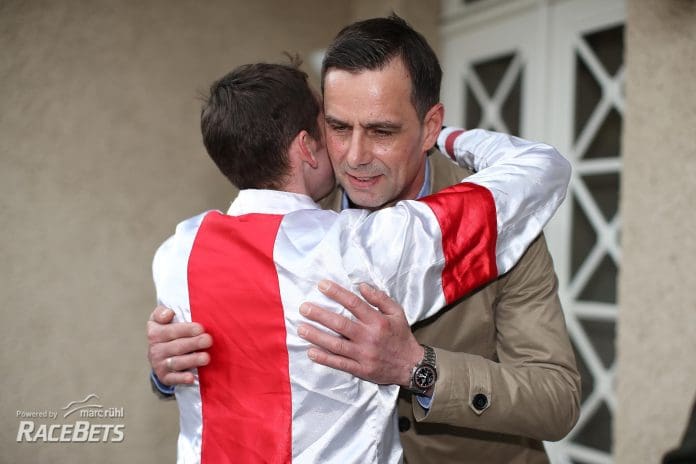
[344, 190, 392, 211]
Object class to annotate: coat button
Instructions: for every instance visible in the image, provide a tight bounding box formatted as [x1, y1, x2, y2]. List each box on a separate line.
[398, 416, 411, 432]
[472, 393, 488, 411]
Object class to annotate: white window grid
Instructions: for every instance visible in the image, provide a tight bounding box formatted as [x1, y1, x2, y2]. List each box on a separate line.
[442, 1, 626, 463]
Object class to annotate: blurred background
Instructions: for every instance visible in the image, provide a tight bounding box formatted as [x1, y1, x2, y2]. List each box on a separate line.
[1, 0, 694, 462]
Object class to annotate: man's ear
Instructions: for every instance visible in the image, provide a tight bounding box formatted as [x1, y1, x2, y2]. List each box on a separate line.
[294, 130, 319, 169]
[422, 103, 444, 151]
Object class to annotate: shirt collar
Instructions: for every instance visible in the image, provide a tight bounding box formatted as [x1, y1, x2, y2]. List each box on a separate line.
[340, 158, 430, 210]
[227, 189, 320, 216]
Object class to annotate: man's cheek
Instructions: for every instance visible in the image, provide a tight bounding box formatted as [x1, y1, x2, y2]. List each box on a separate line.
[326, 139, 345, 164]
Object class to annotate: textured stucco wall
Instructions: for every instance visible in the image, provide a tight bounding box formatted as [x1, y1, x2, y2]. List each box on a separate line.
[615, 1, 696, 462]
[0, 1, 442, 462]
[0, 1, 348, 462]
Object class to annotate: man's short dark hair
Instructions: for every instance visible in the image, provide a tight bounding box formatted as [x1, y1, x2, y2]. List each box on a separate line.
[321, 13, 442, 120]
[201, 61, 321, 190]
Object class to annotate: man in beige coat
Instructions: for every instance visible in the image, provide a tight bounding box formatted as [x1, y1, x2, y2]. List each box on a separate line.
[310, 155, 580, 464]
[147, 14, 580, 463]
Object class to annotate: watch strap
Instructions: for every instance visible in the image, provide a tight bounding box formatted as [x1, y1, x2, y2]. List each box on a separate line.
[407, 344, 437, 394]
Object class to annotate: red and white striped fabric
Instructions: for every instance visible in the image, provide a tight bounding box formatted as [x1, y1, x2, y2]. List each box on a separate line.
[152, 128, 570, 463]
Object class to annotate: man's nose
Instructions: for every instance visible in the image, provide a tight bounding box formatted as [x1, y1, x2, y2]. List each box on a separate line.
[345, 131, 372, 169]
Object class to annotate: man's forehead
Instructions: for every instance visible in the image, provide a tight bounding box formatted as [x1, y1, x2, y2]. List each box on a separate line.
[322, 69, 415, 123]
[323, 60, 412, 96]
[321, 55, 410, 87]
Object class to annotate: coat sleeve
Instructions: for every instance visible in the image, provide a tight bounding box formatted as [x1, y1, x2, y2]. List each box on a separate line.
[412, 234, 582, 441]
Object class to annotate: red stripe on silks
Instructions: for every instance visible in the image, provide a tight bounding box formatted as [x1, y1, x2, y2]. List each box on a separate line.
[444, 130, 466, 160]
[419, 183, 498, 304]
[188, 211, 291, 464]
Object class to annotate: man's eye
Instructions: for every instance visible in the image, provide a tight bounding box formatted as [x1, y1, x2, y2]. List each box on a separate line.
[374, 129, 393, 137]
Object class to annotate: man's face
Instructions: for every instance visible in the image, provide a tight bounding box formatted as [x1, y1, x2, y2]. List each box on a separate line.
[323, 57, 439, 209]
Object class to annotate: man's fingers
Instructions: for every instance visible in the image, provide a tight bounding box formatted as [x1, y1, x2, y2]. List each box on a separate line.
[154, 351, 210, 385]
[163, 351, 210, 373]
[150, 333, 213, 362]
[305, 346, 363, 378]
[299, 302, 359, 339]
[149, 305, 175, 323]
[162, 324, 208, 345]
[297, 322, 359, 360]
[147, 319, 205, 344]
[357, 283, 403, 317]
[159, 370, 197, 386]
[317, 280, 377, 322]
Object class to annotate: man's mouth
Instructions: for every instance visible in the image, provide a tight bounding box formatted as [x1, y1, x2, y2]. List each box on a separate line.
[346, 173, 381, 188]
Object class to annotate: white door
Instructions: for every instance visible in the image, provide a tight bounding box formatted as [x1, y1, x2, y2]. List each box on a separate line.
[441, 1, 625, 463]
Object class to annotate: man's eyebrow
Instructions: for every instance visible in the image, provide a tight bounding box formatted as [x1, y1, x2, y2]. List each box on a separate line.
[324, 115, 348, 126]
[324, 115, 402, 131]
[362, 121, 401, 131]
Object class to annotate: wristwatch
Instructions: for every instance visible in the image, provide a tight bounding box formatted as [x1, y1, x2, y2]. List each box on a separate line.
[407, 344, 437, 395]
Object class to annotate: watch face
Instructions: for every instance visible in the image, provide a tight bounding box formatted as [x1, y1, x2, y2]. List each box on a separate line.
[414, 365, 436, 389]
